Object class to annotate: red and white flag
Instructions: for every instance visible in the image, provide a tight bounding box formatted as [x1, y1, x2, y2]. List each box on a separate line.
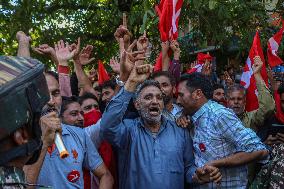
[240, 32, 268, 112]
[154, 0, 183, 71]
[267, 20, 284, 68]
[187, 53, 212, 74]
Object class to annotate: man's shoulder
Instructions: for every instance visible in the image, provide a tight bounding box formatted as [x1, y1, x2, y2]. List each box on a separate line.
[207, 101, 234, 117]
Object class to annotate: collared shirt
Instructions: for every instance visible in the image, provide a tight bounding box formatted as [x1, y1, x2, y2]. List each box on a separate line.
[163, 103, 183, 122]
[100, 88, 197, 189]
[37, 124, 103, 189]
[191, 100, 268, 189]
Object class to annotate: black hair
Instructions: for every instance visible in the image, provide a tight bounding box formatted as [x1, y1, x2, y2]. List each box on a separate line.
[213, 84, 224, 91]
[180, 73, 213, 99]
[100, 79, 116, 91]
[60, 96, 78, 117]
[70, 72, 79, 96]
[134, 80, 162, 101]
[278, 82, 284, 95]
[151, 71, 176, 85]
[78, 92, 99, 105]
[45, 71, 59, 82]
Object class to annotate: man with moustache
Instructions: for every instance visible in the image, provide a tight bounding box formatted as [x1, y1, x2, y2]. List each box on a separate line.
[100, 63, 222, 189]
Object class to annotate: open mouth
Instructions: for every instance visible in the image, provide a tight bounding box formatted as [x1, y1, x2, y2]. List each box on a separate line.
[149, 107, 160, 116]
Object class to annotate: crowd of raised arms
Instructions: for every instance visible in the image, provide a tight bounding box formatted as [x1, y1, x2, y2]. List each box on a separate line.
[0, 14, 284, 189]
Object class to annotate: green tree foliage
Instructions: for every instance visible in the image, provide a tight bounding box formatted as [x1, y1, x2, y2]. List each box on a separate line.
[0, 0, 282, 68]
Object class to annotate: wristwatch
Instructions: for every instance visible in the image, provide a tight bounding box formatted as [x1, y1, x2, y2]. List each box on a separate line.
[115, 75, 125, 87]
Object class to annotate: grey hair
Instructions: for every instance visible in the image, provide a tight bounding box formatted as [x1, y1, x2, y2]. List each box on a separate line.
[226, 84, 247, 97]
[133, 80, 162, 101]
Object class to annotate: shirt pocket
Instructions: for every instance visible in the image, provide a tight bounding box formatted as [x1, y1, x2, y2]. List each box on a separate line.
[166, 147, 183, 174]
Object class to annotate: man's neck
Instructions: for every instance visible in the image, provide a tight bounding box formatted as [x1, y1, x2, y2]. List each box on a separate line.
[144, 121, 161, 133]
[165, 100, 174, 112]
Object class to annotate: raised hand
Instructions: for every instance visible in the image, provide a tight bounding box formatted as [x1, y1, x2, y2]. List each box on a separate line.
[16, 31, 31, 57]
[125, 64, 153, 92]
[55, 39, 77, 66]
[110, 56, 120, 74]
[224, 71, 234, 87]
[79, 45, 95, 65]
[201, 60, 212, 76]
[16, 31, 31, 44]
[170, 40, 180, 60]
[33, 44, 59, 65]
[252, 56, 263, 75]
[137, 31, 149, 52]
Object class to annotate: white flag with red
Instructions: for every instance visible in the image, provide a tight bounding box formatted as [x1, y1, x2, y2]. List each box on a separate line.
[240, 32, 268, 112]
[267, 21, 284, 68]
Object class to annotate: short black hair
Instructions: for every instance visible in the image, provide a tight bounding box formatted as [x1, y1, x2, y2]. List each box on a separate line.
[78, 92, 99, 105]
[213, 84, 224, 91]
[60, 96, 78, 116]
[278, 82, 284, 95]
[180, 73, 213, 99]
[152, 71, 176, 85]
[101, 79, 116, 91]
[134, 80, 162, 101]
[45, 71, 59, 82]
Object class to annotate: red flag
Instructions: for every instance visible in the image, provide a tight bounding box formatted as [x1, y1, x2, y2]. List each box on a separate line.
[98, 60, 110, 85]
[154, 0, 183, 71]
[240, 32, 268, 112]
[187, 53, 212, 73]
[267, 21, 284, 67]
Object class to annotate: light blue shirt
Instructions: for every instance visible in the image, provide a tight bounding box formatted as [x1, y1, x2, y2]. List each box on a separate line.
[191, 100, 268, 189]
[37, 124, 103, 189]
[100, 88, 197, 189]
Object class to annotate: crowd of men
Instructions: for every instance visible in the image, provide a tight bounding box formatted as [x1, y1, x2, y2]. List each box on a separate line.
[0, 21, 284, 189]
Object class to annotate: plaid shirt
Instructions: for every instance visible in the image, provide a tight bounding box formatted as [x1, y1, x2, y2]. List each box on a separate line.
[191, 100, 268, 189]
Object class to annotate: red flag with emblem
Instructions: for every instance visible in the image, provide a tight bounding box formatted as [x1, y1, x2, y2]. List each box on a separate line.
[98, 60, 110, 85]
[240, 32, 268, 112]
[154, 0, 183, 71]
[187, 53, 213, 73]
[267, 20, 284, 68]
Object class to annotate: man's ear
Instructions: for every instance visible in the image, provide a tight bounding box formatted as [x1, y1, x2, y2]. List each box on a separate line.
[173, 86, 176, 95]
[13, 127, 29, 146]
[134, 100, 141, 111]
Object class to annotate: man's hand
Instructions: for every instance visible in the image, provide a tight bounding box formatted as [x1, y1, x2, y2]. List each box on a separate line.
[120, 40, 145, 82]
[33, 44, 59, 65]
[170, 40, 180, 60]
[40, 112, 61, 148]
[16, 31, 31, 45]
[194, 165, 222, 184]
[252, 56, 263, 75]
[137, 31, 149, 52]
[79, 45, 95, 65]
[176, 115, 191, 128]
[224, 71, 234, 87]
[201, 60, 212, 76]
[55, 39, 77, 66]
[110, 56, 120, 74]
[124, 64, 153, 92]
[161, 41, 170, 71]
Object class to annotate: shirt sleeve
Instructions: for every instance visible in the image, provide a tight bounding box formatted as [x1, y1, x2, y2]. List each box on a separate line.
[184, 129, 197, 184]
[100, 87, 134, 149]
[83, 131, 103, 171]
[169, 59, 181, 81]
[58, 73, 72, 97]
[217, 110, 268, 154]
[249, 79, 275, 131]
[84, 119, 102, 149]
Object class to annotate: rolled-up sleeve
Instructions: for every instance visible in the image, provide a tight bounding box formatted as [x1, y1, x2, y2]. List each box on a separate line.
[100, 87, 134, 149]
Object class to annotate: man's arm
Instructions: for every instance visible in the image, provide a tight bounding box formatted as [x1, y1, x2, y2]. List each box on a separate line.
[23, 112, 61, 187]
[169, 40, 181, 80]
[92, 164, 114, 189]
[209, 111, 269, 168]
[250, 56, 275, 130]
[184, 129, 197, 183]
[16, 31, 31, 57]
